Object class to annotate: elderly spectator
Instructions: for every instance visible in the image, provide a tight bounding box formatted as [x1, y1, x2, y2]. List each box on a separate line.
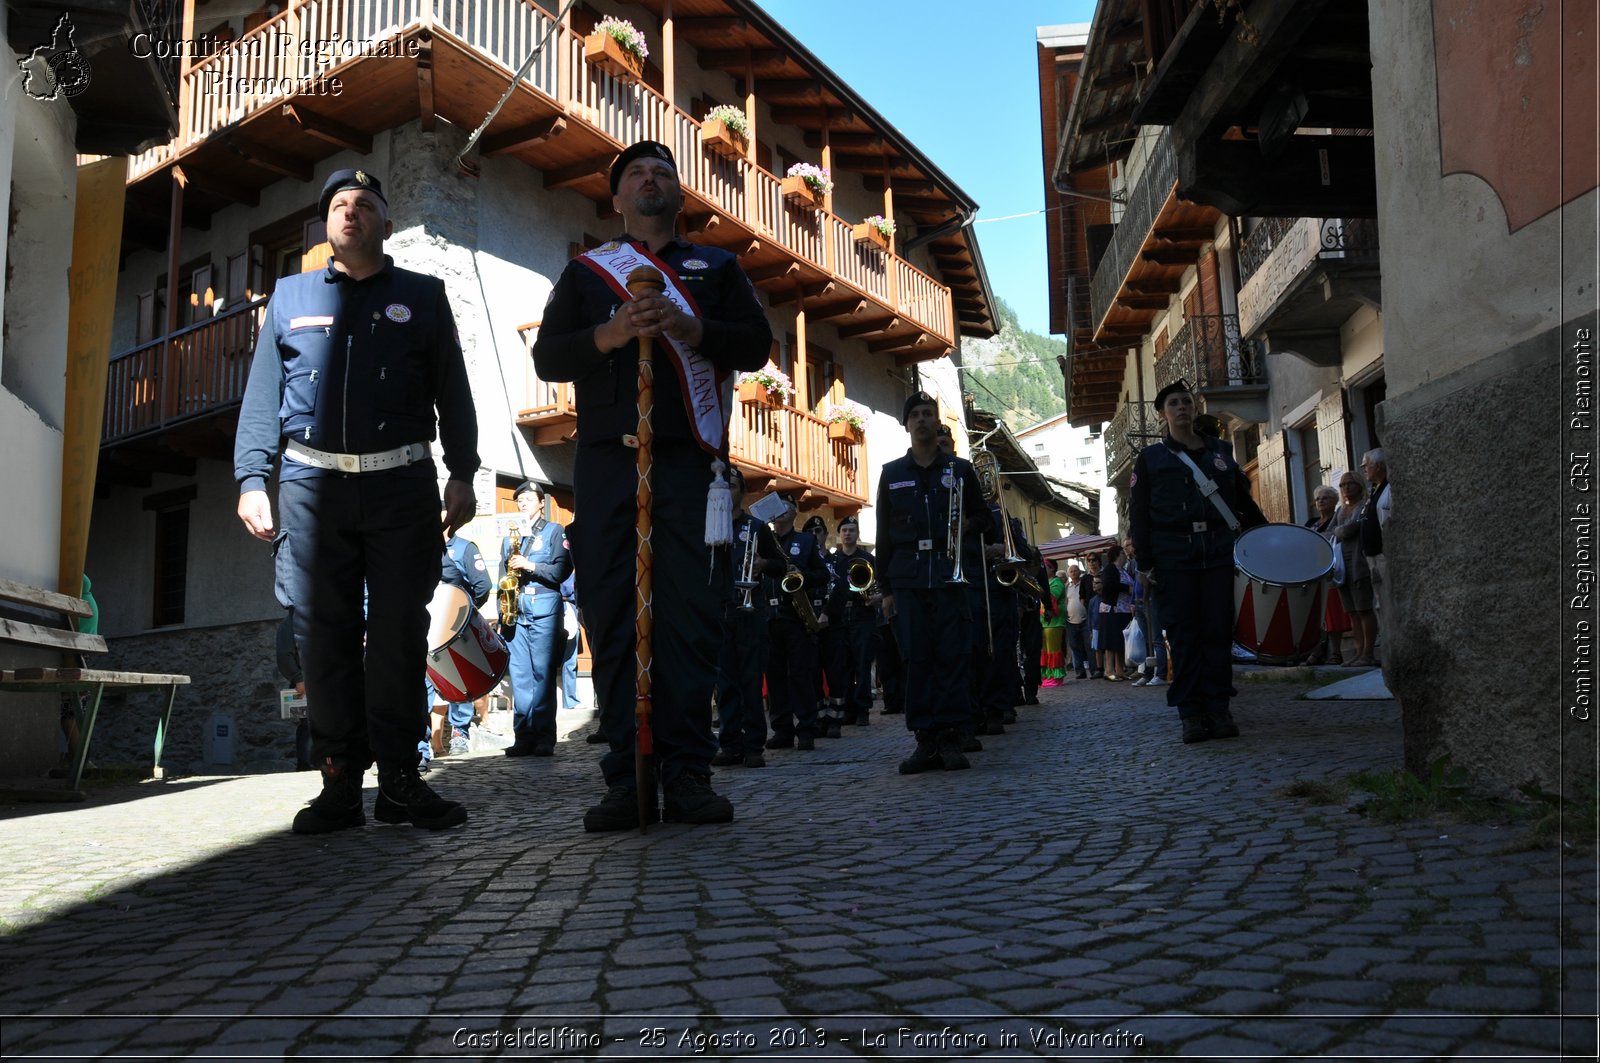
[1304, 485, 1350, 665]
[1097, 545, 1135, 681]
[1333, 472, 1378, 666]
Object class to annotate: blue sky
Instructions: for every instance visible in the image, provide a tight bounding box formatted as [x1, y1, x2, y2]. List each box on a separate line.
[750, 0, 1099, 337]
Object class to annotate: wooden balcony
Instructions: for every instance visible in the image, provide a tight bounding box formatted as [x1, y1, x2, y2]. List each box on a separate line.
[1153, 313, 1269, 424]
[512, 355, 864, 507]
[1236, 216, 1381, 365]
[122, 0, 956, 357]
[103, 300, 265, 447]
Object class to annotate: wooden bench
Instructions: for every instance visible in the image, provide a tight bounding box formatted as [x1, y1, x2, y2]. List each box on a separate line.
[0, 578, 189, 789]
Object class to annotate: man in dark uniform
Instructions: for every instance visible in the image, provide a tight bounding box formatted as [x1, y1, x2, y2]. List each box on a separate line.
[712, 466, 786, 768]
[1017, 546, 1047, 705]
[822, 515, 879, 726]
[765, 501, 830, 750]
[980, 512, 1030, 730]
[803, 514, 838, 736]
[236, 168, 478, 833]
[437, 523, 493, 756]
[501, 480, 572, 757]
[1129, 379, 1267, 744]
[876, 393, 991, 773]
[531, 140, 771, 830]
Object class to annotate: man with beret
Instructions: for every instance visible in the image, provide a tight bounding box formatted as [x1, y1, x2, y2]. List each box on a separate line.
[532, 141, 772, 830]
[874, 393, 991, 773]
[236, 167, 479, 833]
[1128, 379, 1267, 744]
[765, 499, 830, 749]
[500, 479, 572, 756]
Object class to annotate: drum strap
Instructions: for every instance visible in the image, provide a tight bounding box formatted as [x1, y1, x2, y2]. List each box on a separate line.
[1174, 451, 1241, 532]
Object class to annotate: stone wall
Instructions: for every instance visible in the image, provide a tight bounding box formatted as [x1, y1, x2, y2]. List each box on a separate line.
[95, 620, 296, 775]
[1382, 313, 1595, 795]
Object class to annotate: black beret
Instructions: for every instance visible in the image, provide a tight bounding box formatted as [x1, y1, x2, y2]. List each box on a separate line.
[610, 140, 677, 194]
[514, 479, 548, 497]
[901, 391, 936, 424]
[803, 515, 827, 533]
[1152, 378, 1192, 411]
[838, 515, 859, 528]
[319, 168, 386, 220]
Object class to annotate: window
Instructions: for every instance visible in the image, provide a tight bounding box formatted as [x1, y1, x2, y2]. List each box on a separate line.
[1035, 453, 1052, 468]
[225, 251, 250, 307]
[1077, 455, 1094, 468]
[152, 506, 189, 627]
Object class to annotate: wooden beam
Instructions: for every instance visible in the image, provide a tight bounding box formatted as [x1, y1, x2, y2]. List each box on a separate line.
[1126, 278, 1182, 294]
[697, 47, 785, 67]
[543, 155, 611, 190]
[1117, 294, 1169, 310]
[734, 239, 760, 257]
[225, 134, 312, 181]
[869, 333, 926, 354]
[180, 166, 259, 206]
[808, 298, 867, 321]
[745, 261, 799, 283]
[1080, 108, 1136, 135]
[804, 131, 881, 150]
[836, 316, 897, 339]
[282, 103, 372, 153]
[415, 36, 435, 132]
[674, 16, 748, 33]
[1171, 0, 1334, 144]
[1153, 225, 1214, 243]
[832, 153, 913, 174]
[770, 282, 834, 305]
[1140, 247, 1198, 265]
[478, 116, 566, 157]
[753, 78, 823, 98]
[863, 176, 936, 195]
[1103, 18, 1144, 46]
[682, 211, 723, 236]
[1093, 68, 1139, 91]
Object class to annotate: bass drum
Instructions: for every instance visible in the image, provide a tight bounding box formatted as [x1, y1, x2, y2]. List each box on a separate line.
[1233, 523, 1334, 664]
[425, 583, 510, 703]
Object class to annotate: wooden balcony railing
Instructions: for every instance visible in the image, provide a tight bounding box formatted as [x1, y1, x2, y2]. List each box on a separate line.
[103, 300, 266, 444]
[125, 0, 954, 346]
[1089, 128, 1177, 331]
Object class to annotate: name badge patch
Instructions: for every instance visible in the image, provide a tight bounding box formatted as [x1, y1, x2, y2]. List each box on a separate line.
[889, 480, 915, 490]
[682, 258, 710, 270]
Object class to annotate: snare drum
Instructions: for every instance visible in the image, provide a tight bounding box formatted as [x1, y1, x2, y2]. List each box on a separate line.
[1233, 523, 1334, 663]
[425, 583, 510, 703]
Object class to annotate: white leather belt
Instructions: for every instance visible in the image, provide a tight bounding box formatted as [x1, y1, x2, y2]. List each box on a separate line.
[284, 439, 429, 473]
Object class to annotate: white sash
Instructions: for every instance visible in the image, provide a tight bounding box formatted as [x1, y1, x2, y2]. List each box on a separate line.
[579, 241, 730, 455]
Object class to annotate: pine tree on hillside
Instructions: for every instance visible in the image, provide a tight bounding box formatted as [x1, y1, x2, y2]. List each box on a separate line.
[961, 297, 1066, 431]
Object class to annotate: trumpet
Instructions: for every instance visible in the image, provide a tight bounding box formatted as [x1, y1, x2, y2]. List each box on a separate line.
[735, 516, 761, 612]
[974, 448, 1033, 592]
[945, 460, 969, 585]
[846, 556, 876, 596]
[780, 567, 823, 632]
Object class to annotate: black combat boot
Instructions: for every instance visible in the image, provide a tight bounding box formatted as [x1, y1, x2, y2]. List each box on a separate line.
[663, 771, 735, 824]
[898, 731, 942, 775]
[938, 728, 971, 771]
[374, 765, 468, 829]
[291, 757, 366, 835]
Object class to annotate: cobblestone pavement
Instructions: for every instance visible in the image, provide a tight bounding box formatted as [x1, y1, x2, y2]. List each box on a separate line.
[0, 675, 1594, 1060]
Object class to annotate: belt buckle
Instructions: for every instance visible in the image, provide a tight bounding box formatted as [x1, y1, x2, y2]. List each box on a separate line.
[1191, 521, 1207, 533]
[337, 453, 360, 473]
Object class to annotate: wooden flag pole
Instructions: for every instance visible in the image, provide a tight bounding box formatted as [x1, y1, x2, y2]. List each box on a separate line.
[626, 264, 665, 833]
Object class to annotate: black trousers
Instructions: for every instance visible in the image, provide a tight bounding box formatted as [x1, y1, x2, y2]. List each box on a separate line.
[716, 606, 768, 754]
[876, 620, 904, 712]
[979, 594, 1020, 721]
[573, 440, 721, 788]
[841, 614, 877, 716]
[1018, 605, 1042, 697]
[766, 616, 819, 740]
[279, 473, 438, 771]
[1155, 565, 1236, 718]
[892, 587, 972, 733]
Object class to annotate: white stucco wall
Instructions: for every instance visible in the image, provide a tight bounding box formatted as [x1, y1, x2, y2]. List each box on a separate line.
[1370, 0, 1596, 392]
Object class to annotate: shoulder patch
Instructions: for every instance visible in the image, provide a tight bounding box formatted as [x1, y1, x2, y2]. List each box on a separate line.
[1213, 456, 1227, 471]
[598, 240, 622, 253]
[473, 558, 486, 570]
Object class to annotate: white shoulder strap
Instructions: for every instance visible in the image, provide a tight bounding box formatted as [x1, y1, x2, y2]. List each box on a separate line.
[1174, 448, 1241, 532]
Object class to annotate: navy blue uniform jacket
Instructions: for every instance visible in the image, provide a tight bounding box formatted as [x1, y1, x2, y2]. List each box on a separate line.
[234, 257, 478, 491]
[874, 453, 991, 592]
[443, 535, 492, 608]
[1128, 435, 1267, 572]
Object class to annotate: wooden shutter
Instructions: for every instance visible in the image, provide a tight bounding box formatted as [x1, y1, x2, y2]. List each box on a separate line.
[226, 250, 249, 306]
[1315, 390, 1350, 484]
[136, 290, 157, 344]
[301, 218, 331, 273]
[1255, 429, 1292, 524]
[188, 264, 213, 324]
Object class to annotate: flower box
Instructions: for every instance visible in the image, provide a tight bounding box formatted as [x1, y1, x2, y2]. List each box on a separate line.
[702, 118, 748, 161]
[828, 420, 864, 444]
[737, 379, 781, 407]
[781, 174, 824, 210]
[584, 31, 644, 82]
[853, 222, 892, 252]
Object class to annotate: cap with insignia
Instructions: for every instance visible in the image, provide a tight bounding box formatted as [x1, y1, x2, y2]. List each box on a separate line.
[319, 167, 386, 220]
[1152, 378, 1193, 411]
[514, 479, 549, 498]
[901, 391, 937, 424]
[838, 515, 859, 528]
[610, 140, 677, 195]
[803, 515, 827, 534]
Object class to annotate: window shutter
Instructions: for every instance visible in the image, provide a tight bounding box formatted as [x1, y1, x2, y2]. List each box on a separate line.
[301, 218, 331, 273]
[1255, 429, 1292, 524]
[1315, 391, 1351, 484]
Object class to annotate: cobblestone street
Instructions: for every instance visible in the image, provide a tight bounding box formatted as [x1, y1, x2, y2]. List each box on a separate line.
[0, 676, 1594, 1060]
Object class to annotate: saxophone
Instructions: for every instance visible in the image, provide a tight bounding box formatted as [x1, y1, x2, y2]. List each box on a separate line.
[498, 528, 523, 627]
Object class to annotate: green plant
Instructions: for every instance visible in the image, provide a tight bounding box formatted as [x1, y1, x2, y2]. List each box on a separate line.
[1518, 780, 1600, 841]
[824, 399, 868, 429]
[862, 213, 895, 237]
[594, 16, 648, 60]
[737, 362, 793, 401]
[1347, 754, 1501, 823]
[703, 105, 749, 137]
[786, 162, 833, 194]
